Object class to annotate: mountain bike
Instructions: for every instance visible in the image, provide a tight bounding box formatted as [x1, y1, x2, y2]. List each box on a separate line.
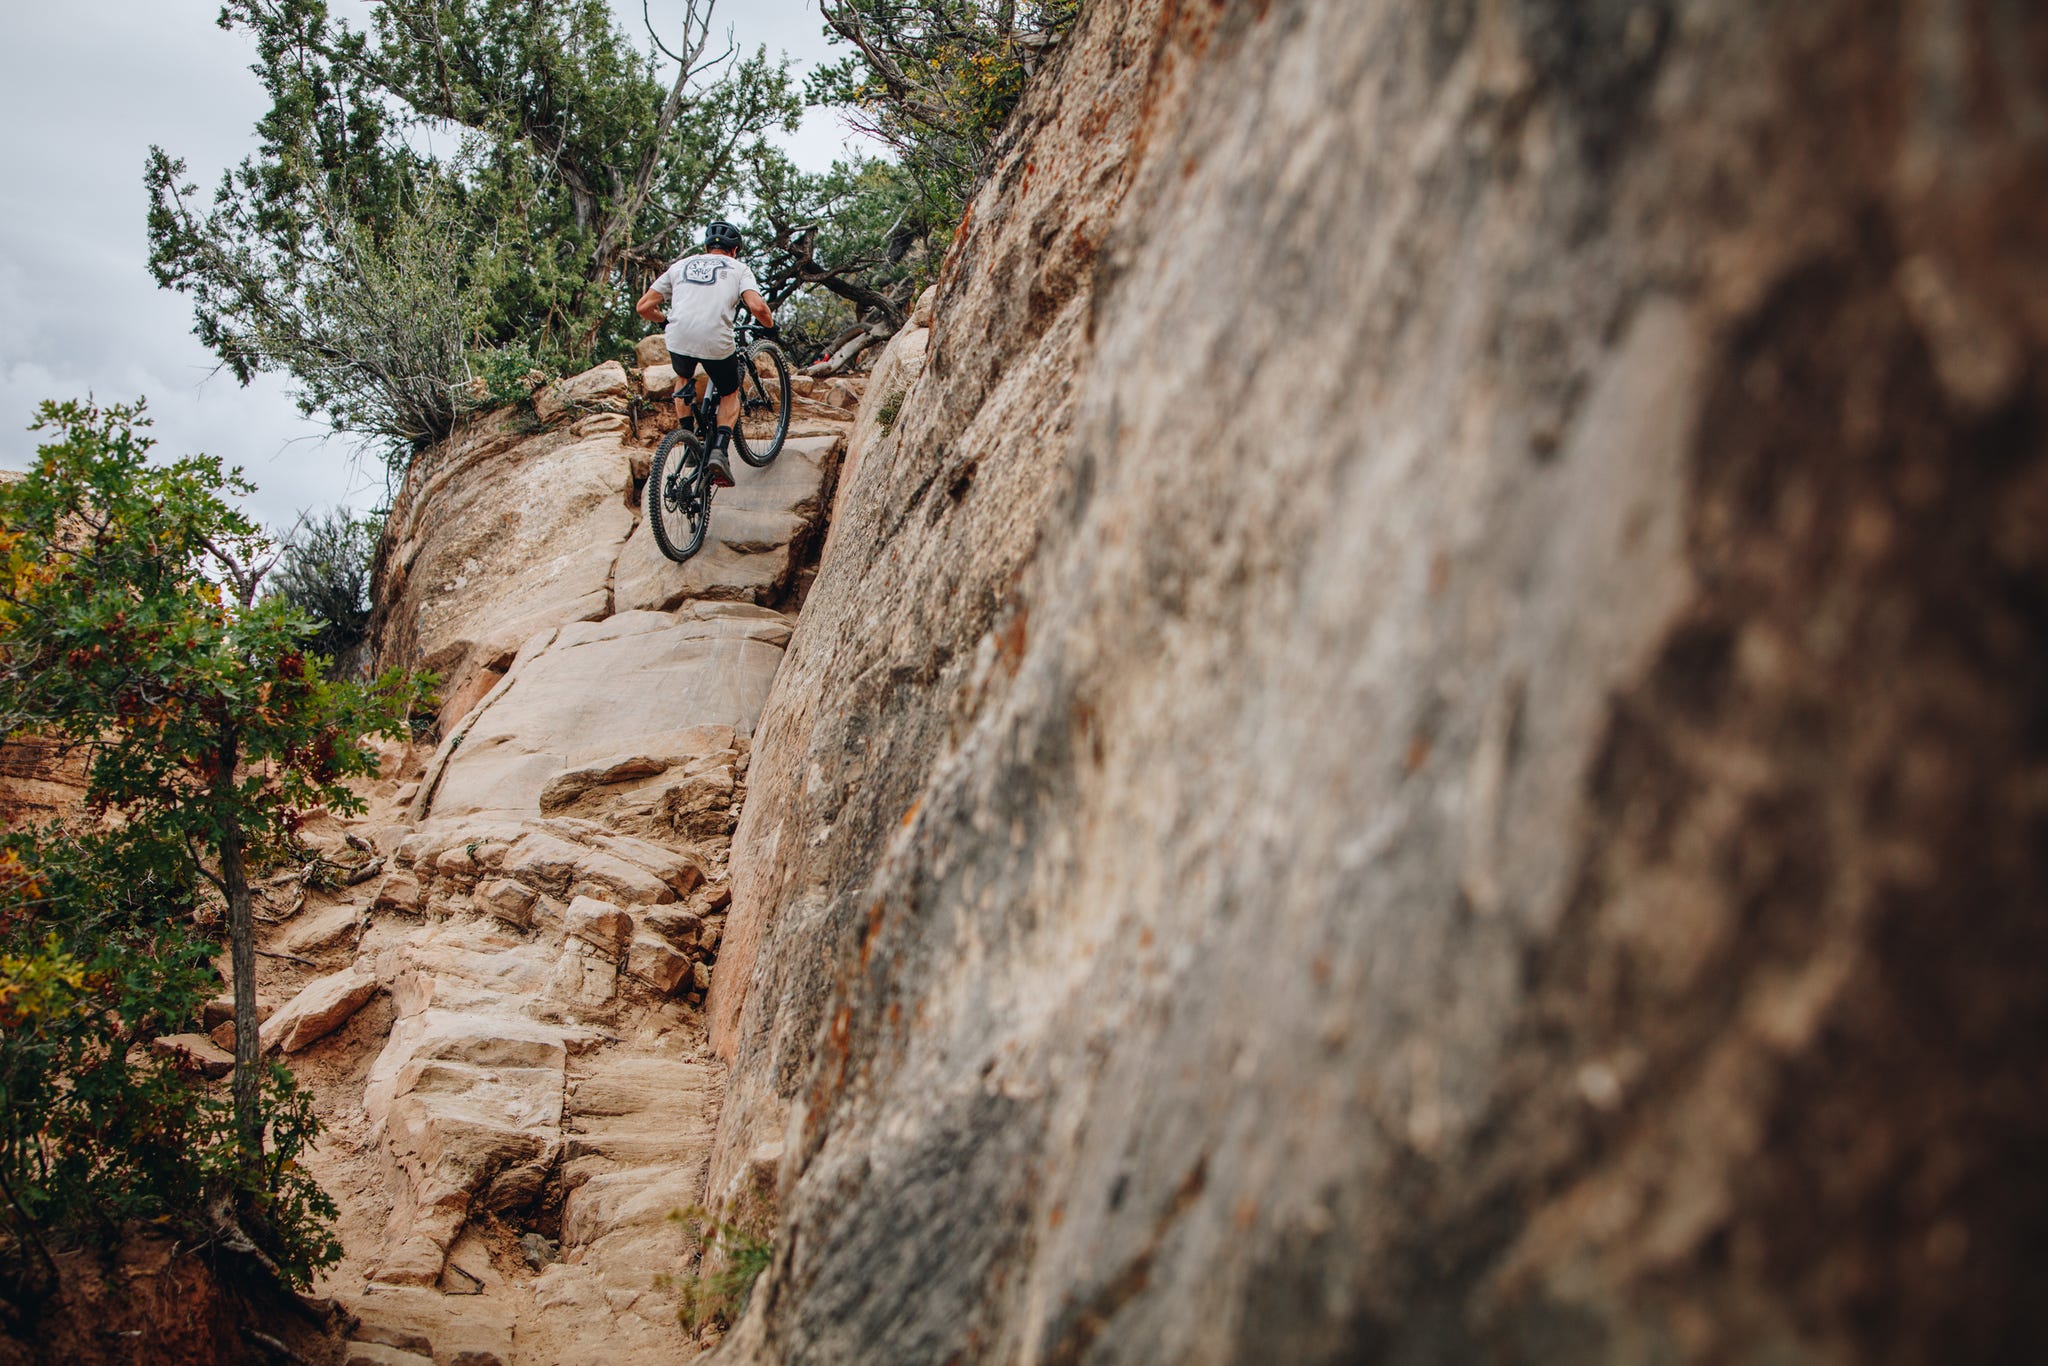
[643, 318, 793, 563]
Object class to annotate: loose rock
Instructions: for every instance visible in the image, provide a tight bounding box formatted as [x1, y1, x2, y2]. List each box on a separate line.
[535, 360, 631, 424]
[374, 868, 425, 914]
[475, 877, 539, 929]
[564, 896, 633, 957]
[151, 1033, 234, 1079]
[629, 934, 692, 994]
[260, 970, 379, 1053]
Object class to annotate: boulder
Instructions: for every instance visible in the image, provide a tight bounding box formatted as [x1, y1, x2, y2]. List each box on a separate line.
[628, 934, 692, 994]
[373, 867, 425, 913]
[495, 832, 586, 897]
[641, 363, 678, 399]
[284, 900, 363, 956]
[536, 752, 677, 814]
[534, 361, 631, 424]
[644, 906, 704, 951]
[576, 830, 704, 897]
[474, 878, 538, 929]
[260, 970, 379, 1053]
[571, 412, 630, 439]
[435, 844, 479, 878]
[364, 1009, 570, 1283]
[501, 831, 671, 906]
[564, 896, 633, 957]
[634, 334, 668, 370]
[151, 1033, 233, 1079]
[656, 764, 738, 841]
[612, 435, 843, 612]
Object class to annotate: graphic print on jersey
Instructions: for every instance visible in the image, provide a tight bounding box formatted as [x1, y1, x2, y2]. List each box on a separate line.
[681, 258, 732, 286]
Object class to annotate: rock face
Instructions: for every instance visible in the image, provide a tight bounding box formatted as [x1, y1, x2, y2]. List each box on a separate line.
[373, 420, 637, 730]
[265, 343, 868, 1361]
[705, 2, 2048, 1363]
[613, 436, 843, 612]
[534, 360, 632, 425]
[409, 605, 789, 822]
[8, 3, 2041, 1363]
[372, 371, 843, 732]
[0, 734, 86, 828]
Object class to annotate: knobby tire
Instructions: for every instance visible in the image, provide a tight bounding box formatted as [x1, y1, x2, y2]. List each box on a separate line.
[735, 340, 792, 467]
[646, 428, 712, 562]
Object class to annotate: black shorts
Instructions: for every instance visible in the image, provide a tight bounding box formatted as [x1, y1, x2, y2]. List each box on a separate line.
[668, 350, 740, 397]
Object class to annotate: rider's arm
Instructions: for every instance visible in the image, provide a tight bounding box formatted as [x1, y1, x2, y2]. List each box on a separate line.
[741, 290, 773, 327]
[635, 287, 667, 324]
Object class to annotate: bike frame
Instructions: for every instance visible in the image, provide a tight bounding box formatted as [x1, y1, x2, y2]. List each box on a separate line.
[646, 321, 785, 563]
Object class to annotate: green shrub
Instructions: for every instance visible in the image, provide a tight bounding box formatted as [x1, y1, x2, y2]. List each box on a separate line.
[876, 388, 907, 437]
[147, 2, 804, 467]
[771, 291, 858, 370]
[671, 1206, 772, 1331]
[268, 509, 379, 664]
[811, 2, 1083, 223]
[0, 833, 341, 1303]
[0, 398, 422, 1312]
[466, 344, 553, 413]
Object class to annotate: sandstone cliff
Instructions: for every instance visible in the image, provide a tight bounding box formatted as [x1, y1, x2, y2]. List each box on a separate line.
[699, 1, 2048, 1362]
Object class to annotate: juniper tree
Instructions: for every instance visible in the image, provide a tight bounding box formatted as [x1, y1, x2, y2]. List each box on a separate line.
[146, 0, 801, 461]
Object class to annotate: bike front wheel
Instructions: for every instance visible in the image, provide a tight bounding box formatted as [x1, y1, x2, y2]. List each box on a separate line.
[646, 428, 712, 562]
[734, 340, 792, 467]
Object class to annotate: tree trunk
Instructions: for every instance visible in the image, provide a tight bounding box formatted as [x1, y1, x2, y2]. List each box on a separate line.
[219, 729, 262, 1169]
[805, 324, 890, 377]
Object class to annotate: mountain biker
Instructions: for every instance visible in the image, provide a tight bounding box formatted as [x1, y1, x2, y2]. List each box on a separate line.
[636, 221, 775, 488]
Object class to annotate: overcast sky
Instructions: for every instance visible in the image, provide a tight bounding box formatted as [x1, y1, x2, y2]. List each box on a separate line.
[0, 1, 865, 531]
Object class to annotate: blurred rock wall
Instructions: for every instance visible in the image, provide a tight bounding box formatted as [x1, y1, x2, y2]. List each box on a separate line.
[707, 0, 2048, 1361]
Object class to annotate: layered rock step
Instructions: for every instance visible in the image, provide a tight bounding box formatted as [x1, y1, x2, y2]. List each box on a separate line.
[236, 355, 865, 1363]
[408, 603, 783, 825]
[374, 361, 853, 733]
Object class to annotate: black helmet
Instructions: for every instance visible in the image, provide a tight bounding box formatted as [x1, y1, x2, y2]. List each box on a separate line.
[704, 220, 743, 253]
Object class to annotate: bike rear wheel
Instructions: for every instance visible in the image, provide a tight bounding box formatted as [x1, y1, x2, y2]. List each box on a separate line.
[734, 340, 792, 467]
[646, 428, 712, 562]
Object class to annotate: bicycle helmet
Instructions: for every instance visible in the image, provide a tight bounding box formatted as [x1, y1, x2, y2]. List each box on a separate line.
[704, 220, 743, 253]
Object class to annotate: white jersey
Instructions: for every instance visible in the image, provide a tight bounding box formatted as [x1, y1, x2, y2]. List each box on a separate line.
[653, 251, 760, 359]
